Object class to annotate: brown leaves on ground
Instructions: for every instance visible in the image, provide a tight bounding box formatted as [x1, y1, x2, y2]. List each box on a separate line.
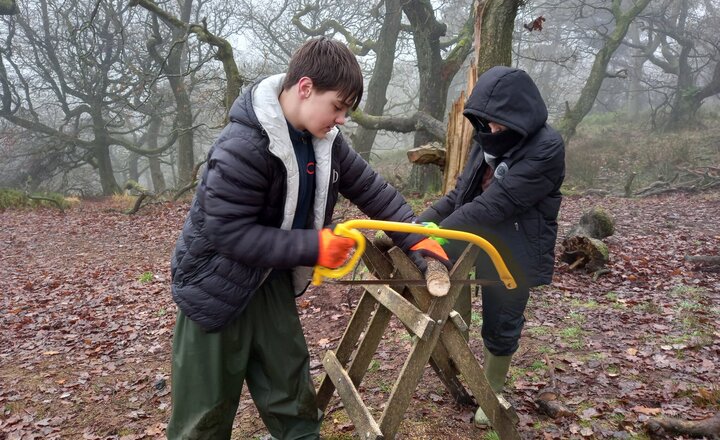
[1, 193, 719, 439]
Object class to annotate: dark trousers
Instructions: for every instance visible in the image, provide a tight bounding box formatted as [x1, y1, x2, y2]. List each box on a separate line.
[167, 272, 321, 440]
[479, 282, 530, 356]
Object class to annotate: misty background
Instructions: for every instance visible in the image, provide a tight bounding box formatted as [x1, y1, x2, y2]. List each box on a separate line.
[0, 0, 718, 199]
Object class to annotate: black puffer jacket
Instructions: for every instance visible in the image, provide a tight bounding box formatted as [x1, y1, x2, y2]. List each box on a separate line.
[418, 67, 565, 287]
[171, 74, 421, 331]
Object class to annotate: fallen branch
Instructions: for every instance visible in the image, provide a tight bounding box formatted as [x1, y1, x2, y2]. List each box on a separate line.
[646, 412, 720, 438]
[592, 268, 611, 281]
[536, 354, 573, 419]
[685, 255, 720, 265]
[123, 180, 153, 215]
[26, 195, 65, 213]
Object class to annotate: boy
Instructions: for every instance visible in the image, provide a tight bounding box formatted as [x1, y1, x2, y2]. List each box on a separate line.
[167, 37, 447, 439]
[416, 66, 565, 427]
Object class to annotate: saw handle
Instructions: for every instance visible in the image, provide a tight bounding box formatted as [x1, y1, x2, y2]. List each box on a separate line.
[311, 223, 366, 286]
[311, 219, 517, 290]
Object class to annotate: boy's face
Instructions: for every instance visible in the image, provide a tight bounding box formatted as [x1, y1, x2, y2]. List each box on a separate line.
[297, 77, 351, 138]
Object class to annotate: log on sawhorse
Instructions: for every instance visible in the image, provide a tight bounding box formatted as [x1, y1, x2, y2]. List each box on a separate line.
[316, 241, 521, 439]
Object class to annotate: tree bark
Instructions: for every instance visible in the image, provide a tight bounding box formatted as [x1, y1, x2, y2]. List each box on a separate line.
[475, 0, 520, 76]
[627, 22, 645, 116]
[95, 142, 121, 195]
[350, 110, 446, 141]
[646, 413, 720, 438]
[147, 114, 167, 193]
[424, 258, 450, 297]
[128, 152, 140, 183]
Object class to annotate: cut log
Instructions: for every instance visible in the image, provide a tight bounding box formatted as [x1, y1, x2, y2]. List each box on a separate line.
[407, 142, 446, 167]
[646, 412, 720, 438]
[372, 233, 451, 296]
[424, 258, 450, 297]
[535, 354, 572, 419]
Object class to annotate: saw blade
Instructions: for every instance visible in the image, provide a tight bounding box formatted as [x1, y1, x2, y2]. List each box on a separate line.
[326, 278, 500, 286]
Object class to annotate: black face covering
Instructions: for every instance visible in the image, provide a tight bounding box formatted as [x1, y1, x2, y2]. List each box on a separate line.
[474, 129, 524, 158]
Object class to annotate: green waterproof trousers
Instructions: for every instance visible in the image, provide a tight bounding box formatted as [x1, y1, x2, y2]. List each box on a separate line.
[167, 271, 321, 440]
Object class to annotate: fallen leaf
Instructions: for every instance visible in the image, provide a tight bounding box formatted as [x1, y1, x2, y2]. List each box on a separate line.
[631, 406, 662, 415]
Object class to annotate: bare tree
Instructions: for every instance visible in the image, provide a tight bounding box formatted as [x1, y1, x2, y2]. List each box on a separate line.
[555, 0, 652, 141]
[0, 0, 153, 194]
[626, 0, 720, 130]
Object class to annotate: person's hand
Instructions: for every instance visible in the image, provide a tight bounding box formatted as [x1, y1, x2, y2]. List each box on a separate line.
[408, 238, 452, 273]
[317, 228, 356, 269]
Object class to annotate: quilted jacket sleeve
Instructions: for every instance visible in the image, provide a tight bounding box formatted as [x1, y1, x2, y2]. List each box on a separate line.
[199, 137, 320, 269]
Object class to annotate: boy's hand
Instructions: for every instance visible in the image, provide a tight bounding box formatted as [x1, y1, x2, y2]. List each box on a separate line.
[318, 228, 355, 269]
[409, 238, 452, 273]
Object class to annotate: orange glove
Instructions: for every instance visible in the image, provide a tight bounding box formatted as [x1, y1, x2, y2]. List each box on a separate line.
[317, 228, 356, 269]
[409, 238, 452, 272]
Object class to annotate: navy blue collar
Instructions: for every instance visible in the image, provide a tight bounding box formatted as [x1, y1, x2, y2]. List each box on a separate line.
[286, 120, 312, 144]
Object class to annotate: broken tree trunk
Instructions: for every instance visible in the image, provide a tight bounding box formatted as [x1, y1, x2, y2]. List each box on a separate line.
[646, 412, 720, 439]
[442, 64, 477, 194]
[561, 207, 614, 272]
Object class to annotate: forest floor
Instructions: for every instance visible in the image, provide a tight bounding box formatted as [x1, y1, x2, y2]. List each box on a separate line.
[1, 192, 719, 440]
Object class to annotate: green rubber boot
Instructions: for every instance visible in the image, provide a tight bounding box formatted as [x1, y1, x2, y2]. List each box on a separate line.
[474, 347, 512, 428]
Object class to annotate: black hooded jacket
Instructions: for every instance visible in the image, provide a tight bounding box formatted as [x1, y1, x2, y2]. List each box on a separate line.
[418, 67, 565, 287]
[170, 75, 422, 331]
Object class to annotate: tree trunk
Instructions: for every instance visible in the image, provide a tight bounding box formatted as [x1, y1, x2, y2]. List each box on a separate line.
[96, 143, 121, 195]
[556, 0, 651, 142]
[561, 207, 614, 273]
[403, 0, 475, 193]
[147, 114, 166, 193]
[350, 0, 402, 161]
[167, 0, 194, 187]
[128, 152, 140, 183]
[404, 0, 450, 148]
[665, 0, 696, 131]
[627, 22, 645, 116]
[442, 0, 519, 193]
[475, 0, 520, 76]
[443, 65, 476, 194]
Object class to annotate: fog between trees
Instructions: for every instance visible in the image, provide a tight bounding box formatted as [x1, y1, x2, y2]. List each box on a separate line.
[0, 0, 718, 196]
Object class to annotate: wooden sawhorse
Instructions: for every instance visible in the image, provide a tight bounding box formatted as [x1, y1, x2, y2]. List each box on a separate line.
[316, 241, 521, 439]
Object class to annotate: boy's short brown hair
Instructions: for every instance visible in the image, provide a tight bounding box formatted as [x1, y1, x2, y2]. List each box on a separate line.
[283, 37, 364, 110]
